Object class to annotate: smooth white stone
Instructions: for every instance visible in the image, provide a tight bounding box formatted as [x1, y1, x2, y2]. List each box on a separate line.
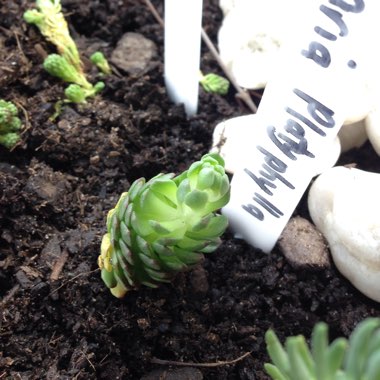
[218, 0, 377, 123]
[308, 166, 380, 303]
[218, 0, 300, 89]
[211, 114, 341, 174]
[365, 105, 380, 155]
[338, 119, 368, 152]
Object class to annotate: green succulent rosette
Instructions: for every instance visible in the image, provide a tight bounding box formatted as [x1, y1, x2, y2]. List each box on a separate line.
[98, 153, 230, 298]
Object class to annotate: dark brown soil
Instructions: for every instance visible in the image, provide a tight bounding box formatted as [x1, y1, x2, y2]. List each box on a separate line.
[1, 1, 379, 379]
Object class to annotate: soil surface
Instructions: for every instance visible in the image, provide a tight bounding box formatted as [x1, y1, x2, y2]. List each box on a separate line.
[1, 1, 379, 379]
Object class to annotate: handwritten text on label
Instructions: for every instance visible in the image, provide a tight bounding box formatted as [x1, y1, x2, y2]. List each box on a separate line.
[241, 0, 365, 222]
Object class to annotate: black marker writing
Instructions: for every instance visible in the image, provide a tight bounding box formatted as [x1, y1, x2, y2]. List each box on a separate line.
[242, 88, 335, 221]
[302, 0, 365, 68]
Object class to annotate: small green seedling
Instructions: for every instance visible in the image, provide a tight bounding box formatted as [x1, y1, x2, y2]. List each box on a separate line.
[24, 0, 82, 72]
[24, 0, 105, 104]
[265, 317, 380, 380]
[98, 153, 230, 298]
[90, 52, 112, 76]
[199, 71, 230, 95]
[0, 100, 22, 149]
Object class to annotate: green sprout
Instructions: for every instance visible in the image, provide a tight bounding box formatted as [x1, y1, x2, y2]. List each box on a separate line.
[43, 54, 92, 89]
[98, 153, 230, 298]
[24, 1, 104, 104]
[90, 52, 112, 76]
[199, 71, 230, 95]
[265, 317, 380, 380]
[0, 100, 22, 149]
[23, 0, 81, 72]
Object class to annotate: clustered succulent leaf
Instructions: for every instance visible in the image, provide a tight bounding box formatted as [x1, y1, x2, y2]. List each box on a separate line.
[199, 72, 230, 95]
[24, 0, 106, 104]
[90, 52, 112, 76]
[0, 100, 22, 149]
[98, 153, 230, 298]
[265, 317, 380, 380]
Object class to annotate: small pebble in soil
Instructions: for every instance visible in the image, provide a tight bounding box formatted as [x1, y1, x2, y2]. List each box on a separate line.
[111, 32, 158, 74]
[278, 216, 331, 269]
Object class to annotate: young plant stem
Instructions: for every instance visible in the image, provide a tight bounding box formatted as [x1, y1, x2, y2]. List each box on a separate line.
[143, 0, 257, 113]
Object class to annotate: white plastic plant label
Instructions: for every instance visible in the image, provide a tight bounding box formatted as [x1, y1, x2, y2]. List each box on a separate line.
[164, 0, 203, 117]
[222, 0, 375, 253]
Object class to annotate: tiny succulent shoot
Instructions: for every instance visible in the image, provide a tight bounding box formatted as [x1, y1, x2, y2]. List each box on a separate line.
[43, 54, 92, 90]
[0, 100, 22, 149]
[265, 317, 380, 380]
[98, 153, 230, 298]
[24, 0, 104, 104]
[199, 71, 230, 95]
[23, 0, 82, 72]
[90, 52, 112, 76]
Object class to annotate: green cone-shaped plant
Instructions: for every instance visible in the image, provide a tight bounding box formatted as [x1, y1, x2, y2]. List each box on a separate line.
[98, 153, 230, 298]
[265, 317, 380, 380]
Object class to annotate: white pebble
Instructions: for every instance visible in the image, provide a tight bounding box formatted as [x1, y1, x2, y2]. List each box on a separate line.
[308, 166, 380, 302]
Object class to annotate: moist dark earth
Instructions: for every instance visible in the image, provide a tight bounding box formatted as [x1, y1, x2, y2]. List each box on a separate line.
[1, 1, 379, 379]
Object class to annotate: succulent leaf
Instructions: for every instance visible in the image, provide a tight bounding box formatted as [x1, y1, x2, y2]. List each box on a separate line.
[265, 318, 380, 380]
[90, 51, 112, 75]
[98, 153, 230, 297]
[44, 54, 90, 88]
[199, 72, 230, 95]
[0, 100, 22, 149]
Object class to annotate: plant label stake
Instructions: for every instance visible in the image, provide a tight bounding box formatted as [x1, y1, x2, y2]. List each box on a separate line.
[222, 0, 374, 253]
[164, 0, 203, 117]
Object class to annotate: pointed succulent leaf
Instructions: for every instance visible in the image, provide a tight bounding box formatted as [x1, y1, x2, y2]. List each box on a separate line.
[144, 267, 170, 282]
[177, 178, 191, 204]
[265, 329, 291, 376]
[127, 178, 145, 201]
[187, 215, 229, 239]
[264, 363, 289, 380]
[286, 337, 314, 380]
[116, 193, 130, 221]
[344, 318, 380, 378]
[365, 350, 380, 380]
[200, 238, 222, 253]
[101, 268, 117, 289]
[326, 338, 347, 378]
[184, 190, 208, 210]
[152, 242, 175, 257]
[172, 246, 204, 265]
[90, 51, 112, 75]
[110, 271, 129, 298]
[192, 214, 212, 232]
[118, 239, 134, 265]
[148, 220, 172, 235]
